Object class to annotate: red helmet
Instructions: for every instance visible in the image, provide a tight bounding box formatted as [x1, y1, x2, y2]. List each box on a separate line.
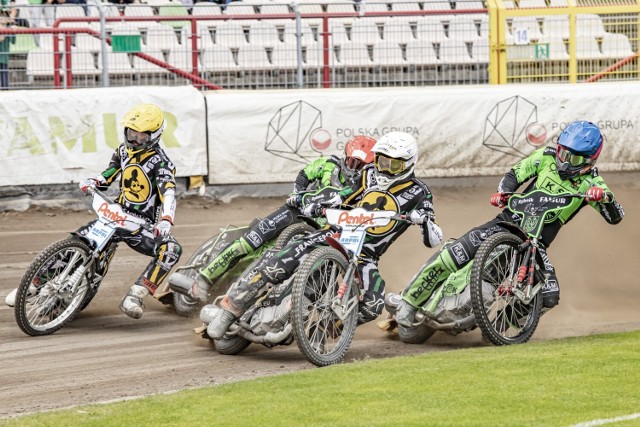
[344, 135, 376, 173]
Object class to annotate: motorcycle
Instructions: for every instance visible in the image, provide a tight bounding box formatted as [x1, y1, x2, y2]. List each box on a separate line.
[162, 186, 339, 318]
[13, 188, 153, 336]
[199, 206, 406, 367]
[383, 188, 587, 346]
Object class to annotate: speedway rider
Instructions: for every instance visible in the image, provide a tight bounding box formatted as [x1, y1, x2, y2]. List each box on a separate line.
[168, 135, 377, 304]
[4, 104, 183, 319]
[203, 131, 445, 340]
[394, 120, 625, 328]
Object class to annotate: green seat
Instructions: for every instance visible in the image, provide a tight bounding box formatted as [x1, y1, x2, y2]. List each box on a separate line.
[158, 4, 189, 29]
[10, 34, 37, 54]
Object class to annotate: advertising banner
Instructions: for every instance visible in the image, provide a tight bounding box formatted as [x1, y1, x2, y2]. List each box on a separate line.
[205, 83, 640, 184]
[0, 86, 207, 186]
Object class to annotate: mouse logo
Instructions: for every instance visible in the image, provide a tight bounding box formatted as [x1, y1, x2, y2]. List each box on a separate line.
[122, 165, 151, 204]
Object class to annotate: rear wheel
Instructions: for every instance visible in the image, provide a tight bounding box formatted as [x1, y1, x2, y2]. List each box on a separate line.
[470, 232, 542, 346]
[398, 324, 437, 344]
[291, 246, 356, 367]
[213, 335, 251, 355]
[15, 237, 94, 336]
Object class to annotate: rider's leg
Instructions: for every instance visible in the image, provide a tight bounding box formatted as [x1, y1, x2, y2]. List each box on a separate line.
[357, 262, 386, 325]
[396, 247, 457, 327]
[206, 229, 332, 338]
[538, 247, 560, 313]
[173, 205, 300, 302]
[120, 235, 182, 319]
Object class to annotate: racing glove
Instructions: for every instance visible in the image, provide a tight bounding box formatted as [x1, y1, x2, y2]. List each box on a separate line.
[585, 187, 608, 202]
[154, 217, 173, 237]
[408, 210, 426, 225]
[302, 203, 323, 218]
[79, 178, 98, 194]
[490, 192, 510, 208]
[286, 193, 302, 208]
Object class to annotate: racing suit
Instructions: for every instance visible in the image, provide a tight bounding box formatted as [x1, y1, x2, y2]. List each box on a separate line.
[221, 165, 444, 325]
[78, 143, 182, 294]
[401, 147, 624, 313]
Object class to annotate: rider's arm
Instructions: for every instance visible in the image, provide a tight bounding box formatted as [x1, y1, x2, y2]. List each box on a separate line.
[409, 180, 444, 248]
[293, 157, 334, 193]
[498, 147, 550, 193]
[153, 157, 178, 224]
[586, 174, 624, 225]
[95, 148, 124, 189]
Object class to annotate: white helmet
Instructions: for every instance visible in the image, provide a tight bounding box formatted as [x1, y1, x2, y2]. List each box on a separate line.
[371, 131, 418, 190]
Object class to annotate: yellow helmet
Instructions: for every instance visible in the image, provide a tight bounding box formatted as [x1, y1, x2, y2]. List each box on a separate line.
[121, 103, 165, 155]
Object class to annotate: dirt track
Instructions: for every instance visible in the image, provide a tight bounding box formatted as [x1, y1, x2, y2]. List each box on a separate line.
[1, 179, 638, 418]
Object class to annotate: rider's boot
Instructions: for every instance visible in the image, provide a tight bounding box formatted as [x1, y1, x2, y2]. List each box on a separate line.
[5, 288, 17, 307]
[395, 299, 418, 328]
[5, 284, 37, 308]
[119, 284, 150, 319]
[169, 272, 213, 303]
[205, 296, 241, 339]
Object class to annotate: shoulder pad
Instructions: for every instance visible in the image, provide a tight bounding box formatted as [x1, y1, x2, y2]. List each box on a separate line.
[543, 147, 556, 156]
[326, 155, 340, 165]
[409, 177, 432, 196]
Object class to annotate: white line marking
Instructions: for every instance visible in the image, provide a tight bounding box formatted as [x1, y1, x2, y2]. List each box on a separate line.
[571, 413, 640, 427]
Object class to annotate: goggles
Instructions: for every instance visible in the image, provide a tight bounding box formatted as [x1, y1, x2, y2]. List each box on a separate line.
[126, 128, 151, 147]
[557, 145, 592, 167]
[375, 153, 406, 175]
[345, 156, 365, 171]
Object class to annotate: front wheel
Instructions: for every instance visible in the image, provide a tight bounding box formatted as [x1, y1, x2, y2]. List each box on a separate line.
[470, 232, 542, 346]
[291, 246, 356, 367]
[15, 237, 94, 336]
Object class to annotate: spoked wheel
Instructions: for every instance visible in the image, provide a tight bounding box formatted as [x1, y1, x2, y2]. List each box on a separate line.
[291, 246, 357, 367]
[15, 237, 94, 336]
[274, 222, 315, 250]
[470, 232, 542, 346]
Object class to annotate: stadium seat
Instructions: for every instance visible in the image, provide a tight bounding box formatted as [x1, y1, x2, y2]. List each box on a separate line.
[405, 39, 439, 65]
[336, 41, 374, 67]
[71, 50, 101, 75]
[282, 20, 316, 45]
[236, 44, 273, 69]
[123, 4, 155, 17]
[453, 0, 484, 10]
[74, 33, 102, 53]
[26, 48, 57, 78]
[249, 20, 280, 47]
[325, 0, 356, 24]
[224, 1, 256, 16]
[191, 3, 224, 20]
[575, 35, 603, 59]
[200, 45, 238, 71]
[157, 4, 190, 29]
[358, 1, 389, 15]
[258, 2, 291, 25]
[215, 20, 249, 47]
[438, 38, 473, 63]
[10, 34, 38, 54]
[145, 23, 182, 52]
[510, 16, 543, 41]
[448, 15, 481, 41]
[271, 43, 298, 69]
[577, 14, 607, 38]
[373, 40, 406, 66]
[350, 18, 382, 44]
[416, 16, 447, 42]
[329, 22, 350, 45]
[382, 17, 415, 43]
[470, 37, 488, 62]
[390, 0, 421, 12]
[518, 0, 547, 7]
[601, 32, 635, 59]
[542, 15, 569, 39]
[421, 0, 453, 12]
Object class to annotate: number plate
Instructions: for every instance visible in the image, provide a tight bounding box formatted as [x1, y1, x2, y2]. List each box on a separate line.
[87, 221, 115, 249]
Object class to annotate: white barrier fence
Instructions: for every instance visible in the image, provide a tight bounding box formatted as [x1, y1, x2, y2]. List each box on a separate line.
[1, 83, 639, 187]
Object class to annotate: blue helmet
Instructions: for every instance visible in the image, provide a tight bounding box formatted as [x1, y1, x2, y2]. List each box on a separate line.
[556, 121, 603, 180]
